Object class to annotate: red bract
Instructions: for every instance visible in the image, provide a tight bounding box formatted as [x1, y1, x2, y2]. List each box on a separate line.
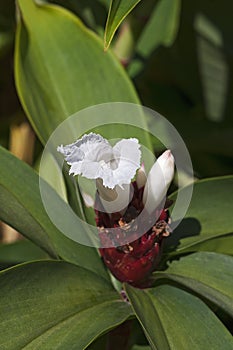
[95, 182, 171, 288]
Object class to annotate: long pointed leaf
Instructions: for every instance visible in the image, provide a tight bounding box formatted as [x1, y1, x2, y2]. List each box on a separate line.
[104, 0, 142, 50]
[0, 240, 47, 263]
[125, 284, 233, 350]
[0, 146, 57, 258]
[154, 252, 233, 317]
[0, 146, 109, 280]
[15, 0, 141, 145]
[134, 0, 181, 58]
[166, 176, 233, 254]
[0, 261, 132, 349]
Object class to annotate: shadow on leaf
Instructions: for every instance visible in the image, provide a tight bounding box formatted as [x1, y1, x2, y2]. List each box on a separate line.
[164, 217, 201, 253]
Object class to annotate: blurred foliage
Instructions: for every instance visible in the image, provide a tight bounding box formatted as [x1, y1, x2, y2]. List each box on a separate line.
[129, 0, 233, 177]
[0, 0, 233, 349]
[1, 0, 232, 176]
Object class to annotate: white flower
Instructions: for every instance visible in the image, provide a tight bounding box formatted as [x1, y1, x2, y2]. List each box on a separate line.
[57, 133, 141, 189]
[58, 133, 174, 215]
[143, 150, 175, 214]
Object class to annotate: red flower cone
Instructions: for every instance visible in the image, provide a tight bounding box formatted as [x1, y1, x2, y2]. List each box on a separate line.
[95, 182, 171, 288]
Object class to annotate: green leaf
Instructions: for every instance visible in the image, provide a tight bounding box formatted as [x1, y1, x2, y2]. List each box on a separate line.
[186, 234, 233, 255]
[0, 261, 132, 349]
[0, 146, 57, 258]
[131, 1, 233, 177]
[104, 0, 142, 50]
[36, 150, 67, 202]
[136, 0, 181, 56]
[47, 0, 108, 36]
[0, 146, 109, 280]
[125, 284, 233, 350]
[0, 240, 48, 264]
[154, 252, 233, 317]
[15, 0, 152, 227]
[128, 0, 181, 78]
[194, 12, 227, 122]
[166, 176, 233, 254]
[15, 0, 140, 145]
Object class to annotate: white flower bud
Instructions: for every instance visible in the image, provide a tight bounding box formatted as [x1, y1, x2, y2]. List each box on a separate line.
[143, 150, 175, 214]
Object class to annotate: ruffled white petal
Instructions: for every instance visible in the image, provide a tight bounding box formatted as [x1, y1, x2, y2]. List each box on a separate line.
[143, 150, 175, 213]
[57, 133, 141, 189]
[111, 138, 141, 187]
[57, 133, 112, 165]
[69, 160, 101, 179]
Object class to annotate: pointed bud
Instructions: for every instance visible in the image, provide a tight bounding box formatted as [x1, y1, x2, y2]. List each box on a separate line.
[143, 150, 174, 214]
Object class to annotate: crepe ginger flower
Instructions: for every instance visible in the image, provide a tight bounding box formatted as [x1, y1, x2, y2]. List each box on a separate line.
[58, 133, 175, 287]
[58, 133, 141, 212]
[57, 133, 141, 189]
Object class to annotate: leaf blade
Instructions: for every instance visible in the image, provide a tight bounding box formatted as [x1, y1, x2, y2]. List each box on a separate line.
[154, 252, 233, 317]
[166, 176, 233, 254]
[104, 0, 142, 50]
[15, 0, 141, 145]
[135, 0, 181, 56]
[125, 284, 233, 350]
[0, 261, 132, 349]
[0, 146, 109, 280]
